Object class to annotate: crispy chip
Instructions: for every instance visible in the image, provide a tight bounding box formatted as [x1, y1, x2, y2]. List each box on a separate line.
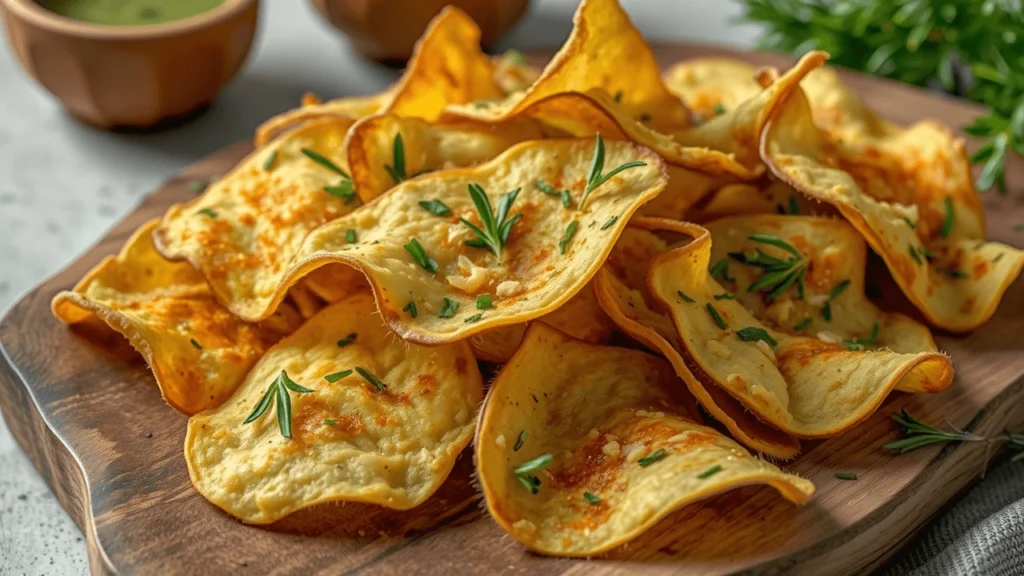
[155, 117, 360, 320]
[345, 114, 543, 202]
[646, 219, 953, 437]
[301, 263, 370, 304]
[662, 57, 763, 119]
[490, 54, 542, 95]
[185, 292, 482, 524]
[762, 88, 1024, 331]
[468, 282, 615, 362]
[52, 221, 300, 414]
[705, 214, 939, 355]
[475, 323, 814, 556]
[254, 92, 388, 147]
[594, 218, 801, 458]
[210, 139, 666, 344]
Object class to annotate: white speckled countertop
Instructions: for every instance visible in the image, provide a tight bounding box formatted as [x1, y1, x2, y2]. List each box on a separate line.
[0, 1, 756, 573]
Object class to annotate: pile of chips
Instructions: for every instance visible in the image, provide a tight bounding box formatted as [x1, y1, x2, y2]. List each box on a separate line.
[52, 0, 1022, 557]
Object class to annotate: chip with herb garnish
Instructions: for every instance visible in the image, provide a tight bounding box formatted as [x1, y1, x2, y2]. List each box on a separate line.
[185, 292, 482, 524]
[475, 323, 814, 557]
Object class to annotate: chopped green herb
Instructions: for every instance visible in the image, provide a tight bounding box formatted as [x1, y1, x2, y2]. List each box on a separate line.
[514, 430, 526, 452]
[822, 300, 832, 322]
[788, 195, 800, 215]
[404, 238, 438, 273]
[403, 301, 418, 318]
[829, 280, 851, 300]
[736, 327, 777, 347]
[677, 290, 695, 303]
[336, 333, 357, 347]
[583, 491, 602, 504]
[439, 297, 459, 318]
[902, 216, 916, 229]
[243, 370, 314, 439]
[517, 474, 542, 494]
[993, 253, 1005, 263]
[697, 464, 722, 479]
[834, 472, 858, 481]
[464, 313, 483, 323]
[580, 134, 647, 209]
[476, 294, 493, 310]
[637, 449, 666, 467]
[461, 183, 522, 259]
[614, 90, 624, 103]
[705, 303, 728, 329]
[187, 179, 207, 193]
[514, 454, 553, 475]
[419, 199, 452, 216]
[384, 133, 407, 185]
[600, 216, 619, 230]
[535, 180, 562, 197]
[731, 235, 807, 302]
[559, 221, 579, 255]
[560, 189, 573, 209]
[355, 367, 387, 392]
[324, 369, 352, 383]
[263, 150, 277, 172]
[190, 338, 203, 350]
[793, 317, 813, 331]
[843, 323, 881, 350]
[909, 245, 923, 265]
[940, 196, 954, 238]
[919, 245, 935, 261]
[712, 103, 726, 116]
[323, 419, 337, 426]
[196, 208, 217, 218]
[323, 182, 356, 203]
[709, 258, 735, 283]
[502, 49, 525, 65]
[937, 266, 968, 279]
[714, 292, 736, 300]
[345, 229, 357, 243]
[301, 148, 349, 178]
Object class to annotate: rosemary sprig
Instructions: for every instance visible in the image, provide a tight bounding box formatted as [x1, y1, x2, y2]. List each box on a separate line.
[736, 326, 777, 347]
[243, 370, 315, 439]
[461, 184, 522, 259]
[559, 221, 579, 255]
[844, 323, 881, 350]
[579, 134, 647, 209]
[302, 148, 356, 203]
[883, 409, 984, 453]
[729, 235, 807, 302]
[514, 454, 553, 495]
[385, 134, 407, 185]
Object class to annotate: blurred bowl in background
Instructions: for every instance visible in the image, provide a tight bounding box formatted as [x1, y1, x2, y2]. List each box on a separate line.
[0, 0, 259, 130]
[310, 0, 529, 65]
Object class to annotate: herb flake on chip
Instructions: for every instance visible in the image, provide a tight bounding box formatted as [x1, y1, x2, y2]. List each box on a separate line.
[736, 327, 777, 347]
[385, 133, 407, 185]
[514, 453, 553, 475]
[323, 419, 337, 426]
[196, 208, 217, 218]
[580, 134, 647, 209]
[794, 317, 813, 331]
[476, 294, 493, 310]
[710, 257, 735, 283]
[419, 199, 452, 216]
[940, 196, 954, 238]
[600, 216, 619, 230]
[345, 229, 357, 243]
[583, 491, 602, 505]
[324, 369, 352, 383]
[677, 290, 695, 303]
[461, 183, 521, 259]
[705, 303, 728, 329]
[403, 301, 418, 318]
[404, 238, 438, 273]
[514, 430, 526, 451]
[714, 292, 736, 300]
[697, 464, 722, 479]
[336, 333, 357, 347]
[263, 150, 277, 172]
[560, 189, 573, 209]
[535, 180, 563, 197]
[355, 367, 387, 392]
[439, 297, 459, 318]
[243, 370, 314, 439]
[909, 245, 923, 265]
[937, 266, 968, 279]
[464, 313, 483, 323]
[190, 338, 203, 350]
[637, 449, 666, 467]
[731, 235, 807, 301]
[844, 323, 881, 350]
[829, 280, 851, 300]
[301, 148, 349, 178]
[559, 221, 579, 255]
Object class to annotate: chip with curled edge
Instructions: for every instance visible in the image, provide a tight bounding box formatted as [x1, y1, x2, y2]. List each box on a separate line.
[646, 219, 954, 438]
[185, 291, 482, 524]
[475, 323, 814, 556]
[762, 87, 1024, 331]
[52, 220, 302, 415]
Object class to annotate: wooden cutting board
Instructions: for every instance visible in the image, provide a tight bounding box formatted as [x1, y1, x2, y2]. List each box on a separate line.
[2, 43, 1023, 576]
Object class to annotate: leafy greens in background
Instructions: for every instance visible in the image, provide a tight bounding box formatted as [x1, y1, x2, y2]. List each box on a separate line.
[741, 0, 1024, 193]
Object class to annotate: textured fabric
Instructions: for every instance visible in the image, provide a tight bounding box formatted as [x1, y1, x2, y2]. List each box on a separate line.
[879, 458, 1024, 576]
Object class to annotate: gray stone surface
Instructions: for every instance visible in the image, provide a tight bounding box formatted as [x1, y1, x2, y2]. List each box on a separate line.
[0, 1, 754, 573]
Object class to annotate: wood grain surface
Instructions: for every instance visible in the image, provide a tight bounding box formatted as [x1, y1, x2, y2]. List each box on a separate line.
[1, 44, 1023, 576]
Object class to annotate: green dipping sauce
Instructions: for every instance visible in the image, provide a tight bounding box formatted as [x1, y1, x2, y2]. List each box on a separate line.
[38, 0, 225, 26]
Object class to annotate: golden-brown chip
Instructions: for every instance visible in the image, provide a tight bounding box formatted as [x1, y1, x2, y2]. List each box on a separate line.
[210, 138, 667, 344]
[254, 92, 388, 147]
[155, 116, 360, 320]
[704, 214, 939, 355]
[186, 291, 482, 524]
[646, 219, 954, 438]
[662, 57, 763, 119]
[594, 218, 801, 458]
[345, 114, 543, 202]
[475, 323, 814, 556]
[52, 221, 301, 414]
[762, 88, 1024, 331]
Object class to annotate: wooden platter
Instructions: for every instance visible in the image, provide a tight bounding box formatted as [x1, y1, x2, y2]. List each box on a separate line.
[2, 43, 1023, 576]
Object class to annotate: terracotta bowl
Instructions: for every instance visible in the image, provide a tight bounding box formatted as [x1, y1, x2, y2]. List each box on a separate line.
[309, 0, 530, 65]
[0, 0, 259, 129]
